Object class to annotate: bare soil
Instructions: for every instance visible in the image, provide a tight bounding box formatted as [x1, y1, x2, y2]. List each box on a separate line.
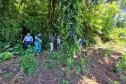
[0, 47, 126, 84]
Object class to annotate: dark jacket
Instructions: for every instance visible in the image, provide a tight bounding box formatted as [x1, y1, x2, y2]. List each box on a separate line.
[49, 36, 54, 43]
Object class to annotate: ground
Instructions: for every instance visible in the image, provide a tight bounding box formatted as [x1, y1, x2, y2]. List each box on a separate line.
[0, 47, 126, 84]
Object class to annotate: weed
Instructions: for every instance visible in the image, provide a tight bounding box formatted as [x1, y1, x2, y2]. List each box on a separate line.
[44, 59, 54, 69]
[91, 58, 95, 60]
[52, 53, 63, 69]
[81, 59, 87, 75]
[86, 48, 90, 55]
[104, 48, 108, 58]
[76, 65, 80, 75]
[0, 64, 4, 68]
[13, 44, 24, 55]
[96, 61, 101, 64]
[118, 53, 126, 80]
[66, 57, 74, 70]
[104, 53, 108, 58]
[19, 55, 38, 75]
[58, 63, 62, 69]
[58, 72, 62, 77]
[11, 61, 16, 64]
[26, 78, 32, 82]
[25, 45, 36, 55]
[61, 80, 71, 84]
[93, 64, 96, 67]
[5, 72, 13, 78]
[45, 51, 51, 58]
[97, 50, 99, 53]
[0, 52, 13, 61]
[106, 81, 120, 84]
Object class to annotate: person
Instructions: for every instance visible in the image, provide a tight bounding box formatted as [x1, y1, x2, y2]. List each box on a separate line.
[34, 33, 42, 54]
[23, 33, 33, 50]
[57, 36, 61, 51]
[49, 35, 55, 54]
[78, 39, 85, 52]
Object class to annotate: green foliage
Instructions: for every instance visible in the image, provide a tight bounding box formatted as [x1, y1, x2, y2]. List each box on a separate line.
[116, 20, 126, 28]
[104, 48, 108, 58]
[44, 59, 54, 69]
[13, 44, 24, 55]
[58, 0, 81, 57]
[76, 65, 81, 75]
[107, 81, 120, 84]
[5, 72, 13, 78]
[26, 78, 32, 82]
[81, 59, 85, 74]
[0, 52, 13, 61]
[19, 55, 38, 75]
[110, 28, 126, 41]
[0, 43, 24, 56]
[80, 1, 120, 42]
[25, 45, 36, 55]
[119, 53, 126, 75]
[52, 53, 63, 69]
[61, 80, 71, 84]
[66, 57, 74, 70]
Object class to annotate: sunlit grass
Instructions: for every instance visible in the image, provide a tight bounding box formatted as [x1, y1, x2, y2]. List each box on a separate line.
[94, 40, 126, 51]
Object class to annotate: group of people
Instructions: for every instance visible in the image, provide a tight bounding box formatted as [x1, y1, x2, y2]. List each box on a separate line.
[23, 33, 84, 54]
[23, 33, 61, 54]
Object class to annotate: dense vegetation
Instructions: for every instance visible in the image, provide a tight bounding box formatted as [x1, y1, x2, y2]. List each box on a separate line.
[0, 0, 126, 84]
[0, 0, 125, 45]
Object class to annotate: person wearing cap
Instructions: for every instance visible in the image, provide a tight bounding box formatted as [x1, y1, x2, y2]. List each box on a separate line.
[57, 36, 61, 51]
[78, 39, 85, 52]
[34, 33, 42, 54]
[23, 33, 33, 50]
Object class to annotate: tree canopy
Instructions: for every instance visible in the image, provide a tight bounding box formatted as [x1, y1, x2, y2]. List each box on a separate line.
[0, 0, 126, 51]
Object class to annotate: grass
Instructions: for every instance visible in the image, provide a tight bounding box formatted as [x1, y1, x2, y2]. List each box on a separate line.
[5, 72, 13, 78]
[95, 40, 126, 51]
[26, 78, 32, 82]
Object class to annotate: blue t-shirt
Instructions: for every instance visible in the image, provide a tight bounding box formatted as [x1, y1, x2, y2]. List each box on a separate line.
[34, 35, 40, 42]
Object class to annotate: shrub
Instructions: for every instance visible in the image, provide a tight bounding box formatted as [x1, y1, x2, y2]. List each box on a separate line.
[0, 52, 13, 61]
[19, 55, 38, 75]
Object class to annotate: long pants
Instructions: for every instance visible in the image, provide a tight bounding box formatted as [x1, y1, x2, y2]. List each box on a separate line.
[24, 41, 31, 50]
[57, 43, 60, 51]
[79, 46, 82, 52]
[34, 42, 41, 53]
[49, 43, 53, 52]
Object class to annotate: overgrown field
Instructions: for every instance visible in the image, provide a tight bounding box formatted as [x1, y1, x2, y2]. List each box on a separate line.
[0, 46, 126, 84]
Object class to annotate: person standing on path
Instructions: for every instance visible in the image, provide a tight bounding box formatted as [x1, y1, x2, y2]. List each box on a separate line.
[78, 39, 85, 52]
[34, 33, 42, 54]
[57, 36, 61, 51]
[23, 33, 33, 50]
[49, 35, 55, 54]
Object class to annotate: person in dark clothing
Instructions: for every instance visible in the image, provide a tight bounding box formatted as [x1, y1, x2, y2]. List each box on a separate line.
[23, 33, 33, 50]
[49, 35, 55, 53]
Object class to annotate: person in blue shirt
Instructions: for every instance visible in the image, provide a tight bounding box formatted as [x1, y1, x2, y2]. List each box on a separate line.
[34, 33, 42, 54]
[23, 33, 33, 50]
